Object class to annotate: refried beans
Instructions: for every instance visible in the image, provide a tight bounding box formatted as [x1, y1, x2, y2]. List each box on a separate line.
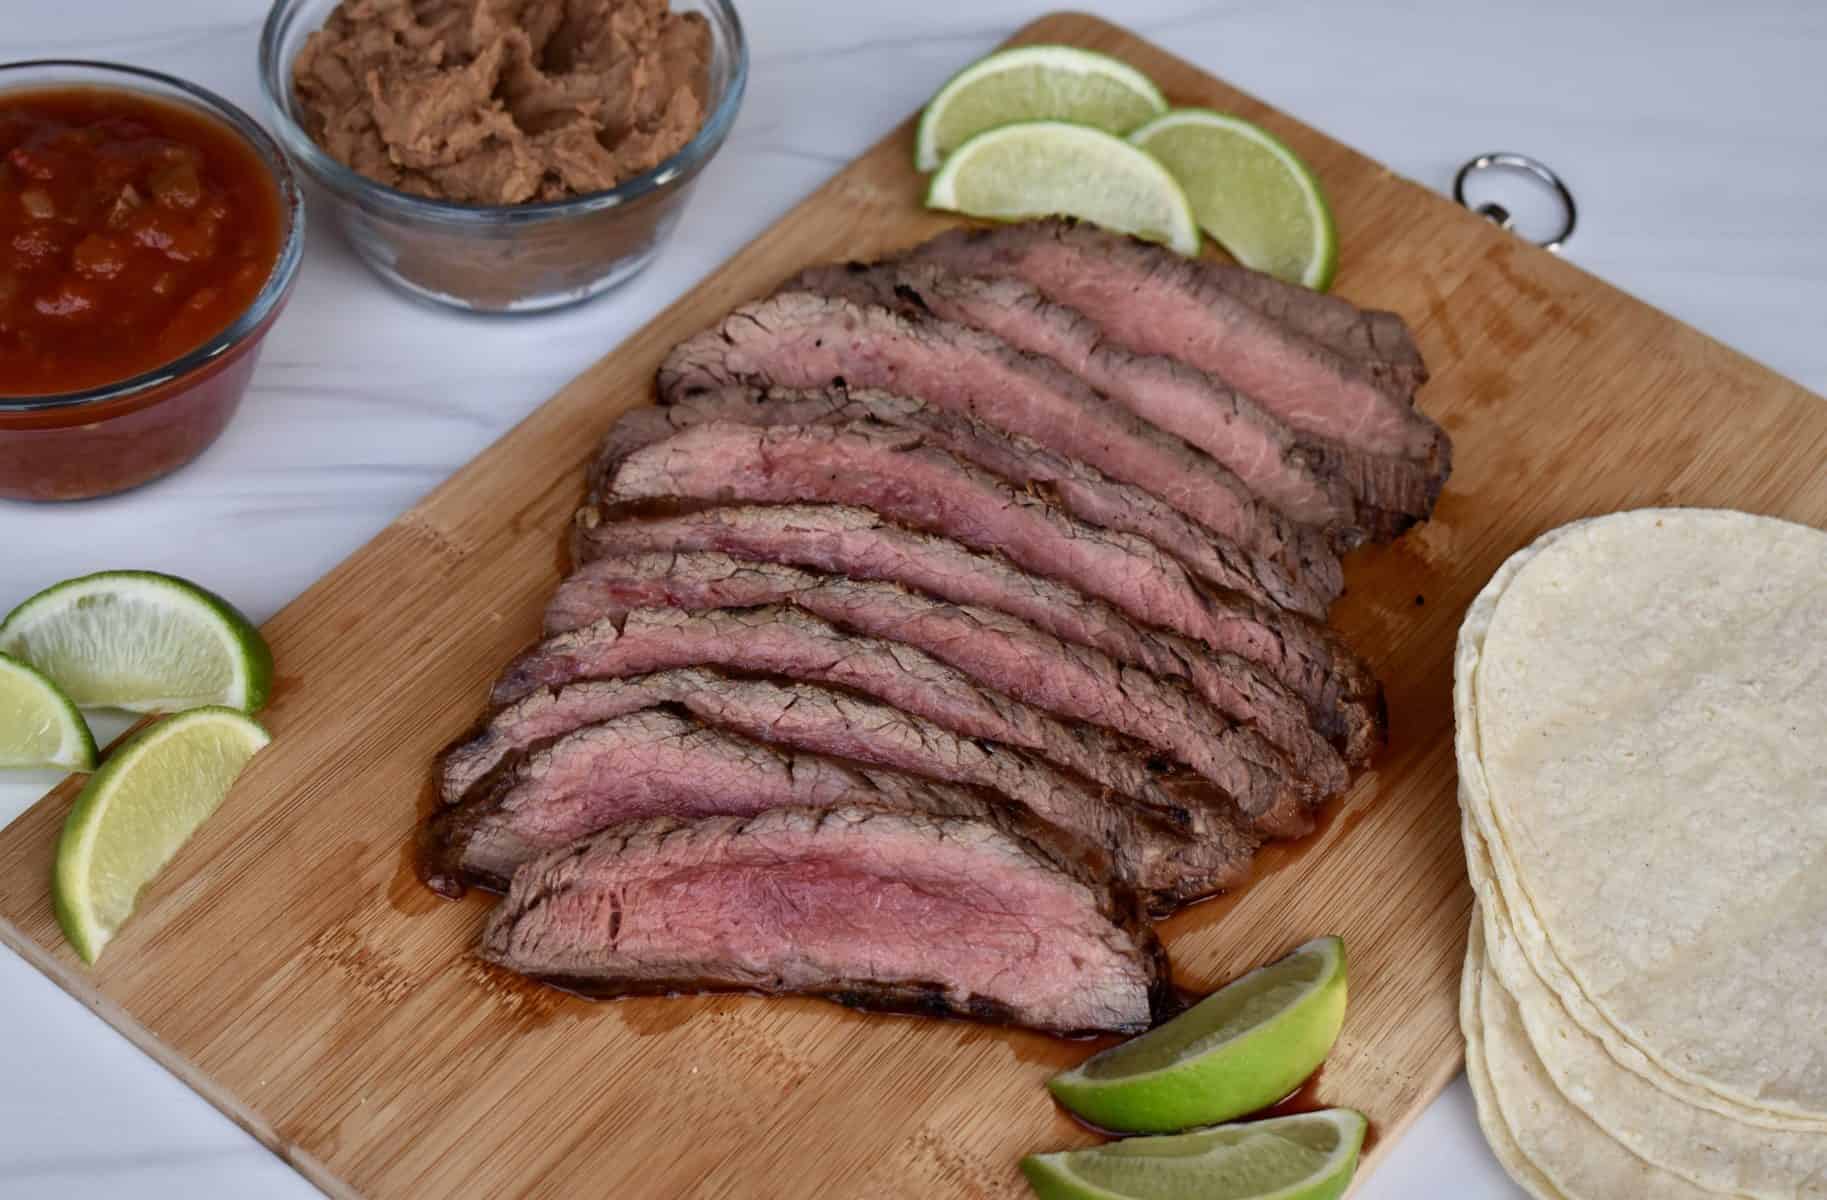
[292, 0, 711, 206]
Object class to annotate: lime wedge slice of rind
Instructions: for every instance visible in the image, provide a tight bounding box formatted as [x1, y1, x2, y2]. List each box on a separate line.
[1130, 109, 1337, 290]
[54, 705, 270, 964]
[0, 652, 97, 771]
[916, 45, 1167, 172]
[927, 120, 1201, 256]
[1049, 935, 1348, 1133]
[0, 570, 273, 714]
[1022, 1109, 1368, 1200]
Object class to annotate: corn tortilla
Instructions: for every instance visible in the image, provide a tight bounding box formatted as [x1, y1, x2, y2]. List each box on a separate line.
[1457, 509, 1827, 1124]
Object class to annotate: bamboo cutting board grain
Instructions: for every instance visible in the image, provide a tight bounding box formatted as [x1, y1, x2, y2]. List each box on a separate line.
[4, 12, 1826, 1198]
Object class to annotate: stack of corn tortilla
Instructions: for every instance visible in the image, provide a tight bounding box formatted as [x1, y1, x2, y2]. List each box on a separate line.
[1453, 508, 1827, 1199]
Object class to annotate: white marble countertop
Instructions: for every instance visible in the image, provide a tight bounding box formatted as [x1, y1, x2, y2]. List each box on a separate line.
[3, 1, 1823, 1195]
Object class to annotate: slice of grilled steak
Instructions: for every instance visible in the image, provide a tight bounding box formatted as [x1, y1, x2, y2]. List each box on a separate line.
[571, 503, 1348, 783]
[426, 710, 948, 892]
[479, 804, 1174, 1035]
[787, 262, 1393, 540]
[590, 421, 1385, 760]
[492, 604, 1251, 840]
[908, 218, 1428, 395]
[908, 222, 1451, 523]
[590, 388, 1335, 617]
[548, 552, 1318, 835]
[437, 669, 1253, 910]
[657, 291, 1339, 579]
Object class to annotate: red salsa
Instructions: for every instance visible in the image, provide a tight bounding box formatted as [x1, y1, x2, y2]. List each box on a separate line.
[1, 87, 284, 397]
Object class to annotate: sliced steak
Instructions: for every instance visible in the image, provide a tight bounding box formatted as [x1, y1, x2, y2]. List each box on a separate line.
[480, 804, 1174, 1035]
[589, 421, 1385, 760]
[909, 222, 1451, 522]
[788, 261, 1391, 540]
[426, 709, 985, 893]
[491, 604, 1255, 841]
[437, 669, 1253, 910]
[1209, 274, 1427, 397]
[590, 388, 1335, 617]
[546, 551, 1317, 834]
[571, 502, 1347, 784]
[908, 218, 1428, 394]
[657, 291, 1334, 585]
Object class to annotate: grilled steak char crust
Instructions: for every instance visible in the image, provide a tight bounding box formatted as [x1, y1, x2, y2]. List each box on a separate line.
[590, 420, 1385, 761]
[908, 220, 1449, 526]
[546, 551, 1321, 837]
[657, 291, 1342, 590]
[436, 669, 1258, 911]
[570, 502, 1348, 784]
[480, 804, 1175, 1035]
[590, 388, 1336, 617]
[492, 604, 1256, 843]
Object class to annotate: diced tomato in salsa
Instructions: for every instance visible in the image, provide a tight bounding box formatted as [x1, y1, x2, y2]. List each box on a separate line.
[0, 88, 283, 397]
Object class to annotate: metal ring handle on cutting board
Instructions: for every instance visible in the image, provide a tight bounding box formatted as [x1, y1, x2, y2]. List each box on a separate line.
[1453, 152, 1577, 251]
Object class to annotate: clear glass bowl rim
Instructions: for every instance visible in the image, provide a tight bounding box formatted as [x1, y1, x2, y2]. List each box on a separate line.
[256, 0, 750, 227]
[0, 58, 307, 414]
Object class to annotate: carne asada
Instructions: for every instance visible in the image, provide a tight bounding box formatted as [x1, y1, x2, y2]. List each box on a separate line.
[909, 218, 1427, 394]
[493, 604, 1245, 839]
[788, 261, 1386, 539]
[547, 551, 1319, 835]
[658, 291, 1343, 571]
[591, 387, 1337, 616]
[438, 668, 1256, 910]
[480, 805, 1173, 1035]
[428, 710, 987, 893]
[570, 502, 1350, 784]
[427, 216, 1449, 1033]
[910, 220, 1450, 523]
[592, 420, 1383, 758]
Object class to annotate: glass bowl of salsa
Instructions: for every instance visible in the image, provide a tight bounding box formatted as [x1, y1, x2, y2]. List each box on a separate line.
[257, 0, 746, 314]
[0, 61, 305, 502]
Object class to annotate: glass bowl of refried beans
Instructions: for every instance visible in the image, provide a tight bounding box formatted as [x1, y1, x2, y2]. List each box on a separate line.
[259, 0, 746, 312]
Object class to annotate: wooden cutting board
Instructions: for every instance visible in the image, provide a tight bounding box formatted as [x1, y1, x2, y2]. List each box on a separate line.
[5, 11, 1826, 1198]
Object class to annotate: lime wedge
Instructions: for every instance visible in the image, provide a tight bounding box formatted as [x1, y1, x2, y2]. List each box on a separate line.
[54, 706, 270, 963]
[915, 45, 1167, 172]
[1049, 936, 1348, 1133]
[1022, 1109, 1367, 1200]
[1130, 110, 1337, 290]
[0, 653, 96, 771]
[927, 121, 1200, 256]
[0, 571, 273, 714]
